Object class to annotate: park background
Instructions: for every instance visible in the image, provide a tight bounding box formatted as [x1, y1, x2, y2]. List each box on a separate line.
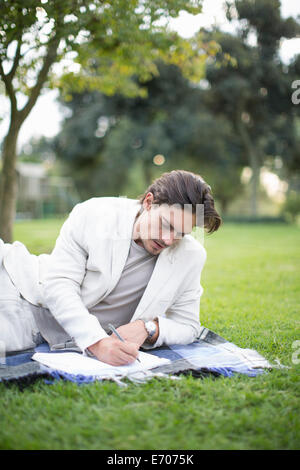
[0, 0, 299, 450]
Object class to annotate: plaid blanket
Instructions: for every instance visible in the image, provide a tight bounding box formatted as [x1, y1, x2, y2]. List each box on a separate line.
[0, 328, 272, 388]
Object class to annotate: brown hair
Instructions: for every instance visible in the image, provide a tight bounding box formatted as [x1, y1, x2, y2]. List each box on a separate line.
[138, 170, 222, 234]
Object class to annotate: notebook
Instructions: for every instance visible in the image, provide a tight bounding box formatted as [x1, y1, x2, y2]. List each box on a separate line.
[32, 351, 170, 378]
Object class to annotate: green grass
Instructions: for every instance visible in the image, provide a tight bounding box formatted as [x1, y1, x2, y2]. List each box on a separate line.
[1, 220, 299, 450]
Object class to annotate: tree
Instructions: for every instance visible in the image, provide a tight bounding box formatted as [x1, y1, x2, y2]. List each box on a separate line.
[204, 0, 300, 216]
[54, 62, 244, 210]
[53, 63, 202, 198]
[0, 0, 207, 242]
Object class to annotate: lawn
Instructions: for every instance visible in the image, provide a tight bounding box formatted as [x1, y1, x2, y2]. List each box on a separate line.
[0, 219, 299, 450]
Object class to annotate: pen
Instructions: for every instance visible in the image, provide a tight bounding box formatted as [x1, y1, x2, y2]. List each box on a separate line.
[108, 323, 141, 363]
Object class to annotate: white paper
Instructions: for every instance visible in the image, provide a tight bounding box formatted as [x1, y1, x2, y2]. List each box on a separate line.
[32, 351, 170, 378]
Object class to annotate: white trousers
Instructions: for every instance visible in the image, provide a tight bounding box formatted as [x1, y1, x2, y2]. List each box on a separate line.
[0, 257, 43, 353]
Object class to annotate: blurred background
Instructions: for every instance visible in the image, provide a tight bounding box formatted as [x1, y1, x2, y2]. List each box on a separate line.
[0, 0, 299, 236]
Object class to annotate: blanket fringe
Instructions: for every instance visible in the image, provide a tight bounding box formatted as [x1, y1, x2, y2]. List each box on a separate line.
[43, 366, 182, 387]
[273, 358, 291, 369]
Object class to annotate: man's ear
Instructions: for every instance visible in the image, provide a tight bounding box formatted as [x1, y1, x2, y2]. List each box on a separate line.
[143, 192, 154, 211]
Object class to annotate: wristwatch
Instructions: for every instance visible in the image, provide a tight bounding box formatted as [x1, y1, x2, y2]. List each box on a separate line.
[143, 320, 157, 341]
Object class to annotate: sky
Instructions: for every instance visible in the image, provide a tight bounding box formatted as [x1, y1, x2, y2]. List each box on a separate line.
[0, 0, 299, 150]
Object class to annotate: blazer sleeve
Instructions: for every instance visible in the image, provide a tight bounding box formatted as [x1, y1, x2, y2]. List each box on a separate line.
[42, 202, 109, 352]
[143, 246, 206, 349]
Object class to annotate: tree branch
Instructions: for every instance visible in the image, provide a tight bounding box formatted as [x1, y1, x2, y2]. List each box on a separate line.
[6, 38, 22, 81]
[0, 61, 18, 115]
[19, 36, 60, 123]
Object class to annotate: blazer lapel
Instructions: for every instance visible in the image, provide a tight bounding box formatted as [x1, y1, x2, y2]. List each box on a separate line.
[108, 199, 142, 294]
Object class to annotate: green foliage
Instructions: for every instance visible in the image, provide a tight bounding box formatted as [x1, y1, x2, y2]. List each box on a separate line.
[18, 136, 55, 163]
[281, 191, 300, 224]
[230, 0, 300, 57]
[203, 0, 300, 214]
[54, 62, 245, 209]
[0, 0, 207, 100]
[52, 0, 300, 215]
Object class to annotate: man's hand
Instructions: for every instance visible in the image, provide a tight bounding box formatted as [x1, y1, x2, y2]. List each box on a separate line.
[116, 320, 149, 347]
[87, 336, 139, 366]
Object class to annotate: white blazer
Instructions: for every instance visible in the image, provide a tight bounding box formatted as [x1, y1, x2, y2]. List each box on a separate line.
[2, 197, 207, 352]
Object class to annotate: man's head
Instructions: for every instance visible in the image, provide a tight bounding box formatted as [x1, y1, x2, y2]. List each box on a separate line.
[132, 170, 222, 255]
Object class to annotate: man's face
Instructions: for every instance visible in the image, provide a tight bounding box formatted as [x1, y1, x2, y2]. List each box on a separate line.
[133, 193, 196, 255]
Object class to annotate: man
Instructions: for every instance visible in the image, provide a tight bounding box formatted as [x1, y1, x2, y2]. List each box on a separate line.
[0, 170, 221, 365]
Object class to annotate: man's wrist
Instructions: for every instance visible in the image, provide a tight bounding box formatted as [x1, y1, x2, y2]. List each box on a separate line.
[151, 319, 159, 343]
[141, 319, 159, 344]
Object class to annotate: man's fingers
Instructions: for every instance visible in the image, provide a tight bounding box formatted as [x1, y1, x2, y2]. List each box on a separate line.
[111, 347, 138, 366]
[92, 336, 140, 366]
[119, 340, 139, 357]
[113, 341, 139, 365]
[114, 352, 136, 366]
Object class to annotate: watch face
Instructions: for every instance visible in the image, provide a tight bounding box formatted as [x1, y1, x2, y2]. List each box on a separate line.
[146, 321, 156, 337]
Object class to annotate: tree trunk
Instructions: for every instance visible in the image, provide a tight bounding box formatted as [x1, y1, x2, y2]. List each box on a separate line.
[248, 148, 260, 217]
[236, 119, 260, 217]
[219, 197, 229, 215]
[0, 119, 22, 242]
[0, 35, 60, 243]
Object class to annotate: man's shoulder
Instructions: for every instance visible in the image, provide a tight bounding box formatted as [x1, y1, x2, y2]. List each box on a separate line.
[72, 196, 140, 218]
[68, 197, 141, 240]
[175, 234, 207, 265]
[77, 196, 139, 209]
